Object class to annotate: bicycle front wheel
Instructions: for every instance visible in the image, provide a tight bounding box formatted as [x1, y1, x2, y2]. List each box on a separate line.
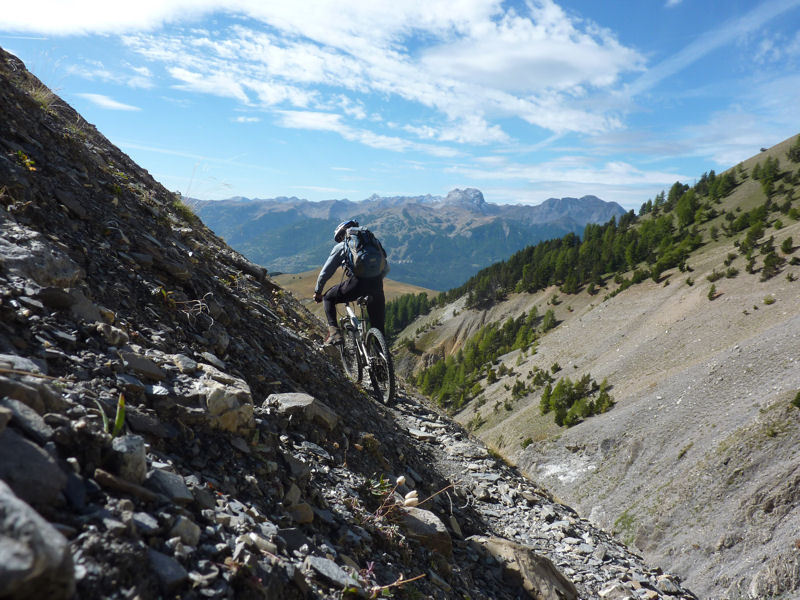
[339, 321, 362, 383]
[365, 328, 395, 404]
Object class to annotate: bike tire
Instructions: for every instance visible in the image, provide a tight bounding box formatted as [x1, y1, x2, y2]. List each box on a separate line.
[338, 321, 362, 383]
[364, 328, 395, 404]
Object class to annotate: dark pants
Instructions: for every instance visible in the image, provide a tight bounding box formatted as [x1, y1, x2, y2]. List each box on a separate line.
[323, 276, 385, 334]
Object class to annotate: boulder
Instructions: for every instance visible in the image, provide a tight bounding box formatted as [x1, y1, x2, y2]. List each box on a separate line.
[0, 397, 53, 444]
[196, 376, 254, 434]
[399, 507, 452, 557]
[468, 535, 578, 600]
[0, 480, 75, 600]
[268, 393, 340, 430]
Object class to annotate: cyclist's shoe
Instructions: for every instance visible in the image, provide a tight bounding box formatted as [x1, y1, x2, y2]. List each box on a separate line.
[324, 326, 343, 346]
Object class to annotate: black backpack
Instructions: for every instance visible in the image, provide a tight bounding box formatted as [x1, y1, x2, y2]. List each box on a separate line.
[343, 227, 387, 278]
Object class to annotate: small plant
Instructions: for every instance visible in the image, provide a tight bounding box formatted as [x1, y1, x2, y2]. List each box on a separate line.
[677, 442, 693, 459]
[788, 272, 797, 282]
[15, 150, 36, 171]
[26, 80, 58, 113]
[550, 362, 561, 374]
[763, 296, 776, 305]
[92, 393, 126, 437]
[725, 267, 739, 278]
[708, 284, 717, 300]
[706, 269, 723, 282]
[685, 277, 694, 286]
[521, 437, 533, 449]
[792, 391, 800, 409]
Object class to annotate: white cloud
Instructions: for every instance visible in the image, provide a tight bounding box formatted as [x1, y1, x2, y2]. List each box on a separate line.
[665, 0, 683, 7]
[233, 116, 260, 123]
[66, 60, 154, 88]
[75, 92, 141, 111]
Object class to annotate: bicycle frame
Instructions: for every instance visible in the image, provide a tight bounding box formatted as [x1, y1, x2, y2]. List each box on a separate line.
[343, 302, 368, 360]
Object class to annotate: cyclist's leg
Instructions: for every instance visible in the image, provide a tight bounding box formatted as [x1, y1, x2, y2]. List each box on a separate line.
[365, 279, 386, 335]
[323, 276, 362, 327]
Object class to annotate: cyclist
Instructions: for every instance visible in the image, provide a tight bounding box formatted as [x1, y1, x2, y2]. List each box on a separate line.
[314, 219, 389, 345]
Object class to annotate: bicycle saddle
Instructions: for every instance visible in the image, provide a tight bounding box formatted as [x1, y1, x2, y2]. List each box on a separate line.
[357, 295, 372, 305]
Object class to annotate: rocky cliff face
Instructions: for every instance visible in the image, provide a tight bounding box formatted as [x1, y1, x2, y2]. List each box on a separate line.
[0, 47, 696, 600]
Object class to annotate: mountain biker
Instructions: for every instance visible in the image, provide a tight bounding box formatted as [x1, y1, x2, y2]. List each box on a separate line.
[314, 219, 389, 345]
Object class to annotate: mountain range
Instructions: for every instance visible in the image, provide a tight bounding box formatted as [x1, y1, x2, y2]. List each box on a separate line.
[193, 190, 626, 290]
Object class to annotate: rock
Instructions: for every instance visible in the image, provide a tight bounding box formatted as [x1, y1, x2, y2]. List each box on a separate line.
[0, 397, 53, 444]
[95, 322, 129, 346]
[0, 428, 66, 508]
[147, 549, 188, 593]
[303, 556, 361, 591]
[68, 289, 102, 323]
[119, 351, 165, 381]
[268, 393, 340, 430]
[171, 354, 198, 374]
[196, 377, 254, 434]
[36, 287, 76, 309]
[0, 377, 46, 414]
[468, 535, 579, 600]
[399, 507, 452, 557]
[110, 434, 147, 484]
[0, 480, 75, 600]
[170, 515, 202, 546]
[0, 407, 11, 433]
[287, 502, 315, 524]
[145, 469, 193, 505]
[0, 228, 84, 287]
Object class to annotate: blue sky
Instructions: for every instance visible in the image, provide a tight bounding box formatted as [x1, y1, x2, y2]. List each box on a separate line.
[1, 0, 799, 209]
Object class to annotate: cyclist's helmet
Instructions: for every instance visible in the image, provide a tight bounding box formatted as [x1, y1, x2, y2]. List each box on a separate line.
[334, 219, 359, 243]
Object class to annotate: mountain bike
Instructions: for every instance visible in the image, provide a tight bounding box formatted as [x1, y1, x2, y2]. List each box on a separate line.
[338, 296, 395, 404]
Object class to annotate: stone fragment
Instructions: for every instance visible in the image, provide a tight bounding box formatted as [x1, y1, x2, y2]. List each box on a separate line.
[0, 428, 66, 508]
[0, 480, 75, 600]
[145, 469, 194, 505]
[195, 376, 254, 434]
[0, 229, 84, 287]
[268, 393, 340, 430]
[147, 549, 188, 593]
[171, 354, 198, 373]
[68, 289, 102, 323]
[468, 535, 578, 600]
[93, 468, 158, 502]
[95, 322, 129, 346]
[110, 434, 147, 484]
[199, 352, 226, 370]
[407, 427, 437, 442]
[284, 483, 302, 506]
[132, 512, 161, 535]
[36, 287, 76, 310]
[0, 406, 11, 433]
[656, 575, 682, 595]
[119, 351, 165, 381]
[0, 397, 53, 444]
[287, 502, 315, 524]
[303, 556, 361, 591]
[400, 507, 452, 557]
[0, 377, 46, 414]
[170, 515, 202, 546]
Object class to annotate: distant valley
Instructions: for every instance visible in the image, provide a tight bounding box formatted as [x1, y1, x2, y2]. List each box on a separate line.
[193, 189, 626, 290]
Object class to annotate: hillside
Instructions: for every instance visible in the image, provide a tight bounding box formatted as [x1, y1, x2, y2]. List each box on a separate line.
[394, 134, 800, 598]
[273, 268, 435, 322]
[0, 47, 698, 600]
[193, 191, 626, 290]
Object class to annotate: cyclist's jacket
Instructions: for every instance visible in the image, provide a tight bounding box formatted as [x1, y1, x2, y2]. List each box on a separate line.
[314, 239, 389, 295]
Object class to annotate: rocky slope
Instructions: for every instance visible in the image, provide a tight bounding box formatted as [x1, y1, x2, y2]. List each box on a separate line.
[0, 47, 696, 599]
[193, 190, 626, 290]
[393, 135, 800, 599]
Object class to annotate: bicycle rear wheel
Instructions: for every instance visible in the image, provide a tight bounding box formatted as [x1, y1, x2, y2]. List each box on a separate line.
[338, 321, 362, 383]
[365, 328, 395, 404]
